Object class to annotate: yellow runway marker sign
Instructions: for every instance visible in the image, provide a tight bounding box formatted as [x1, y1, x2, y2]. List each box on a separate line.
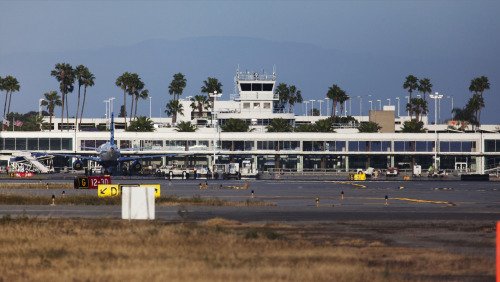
[140, 184, 161, 198]
[98, 184, 121, 197]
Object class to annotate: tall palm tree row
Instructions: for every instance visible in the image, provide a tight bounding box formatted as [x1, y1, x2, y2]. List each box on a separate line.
[326, 84, 344, 118]
[74, 65, 95, 130]
[287, 85, 303, 113]
[127, 73, 145, 122]
[403, 75, 419, 118]
[165, 100, 184, 124]
[469, 76, 490, 126]
[1, 75, 21, 128]
[41, 91, 62, 132]
[51, 63, 75, 131]
[79, 68, 95, 128]
[169, 73, 187, 101]
[115, 72, 132, 125]
[201, 77, 223, 110]
[190, 95, 211, 118]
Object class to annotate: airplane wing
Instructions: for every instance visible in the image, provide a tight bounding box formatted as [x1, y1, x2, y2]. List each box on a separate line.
[35, 152, 100, 162]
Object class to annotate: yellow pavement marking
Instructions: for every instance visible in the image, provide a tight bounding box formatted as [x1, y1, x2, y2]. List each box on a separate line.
[329, 181, 367, 188]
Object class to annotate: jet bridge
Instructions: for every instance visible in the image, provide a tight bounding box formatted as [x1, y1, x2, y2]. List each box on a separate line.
[9, 152, 54, 173]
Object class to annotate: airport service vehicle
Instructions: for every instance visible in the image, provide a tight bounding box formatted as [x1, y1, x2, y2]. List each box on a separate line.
[156, 165, 196, 179]
[213, 163, 241, 180]
[386, 167, 399, 176]
[240, 160, 258, 178]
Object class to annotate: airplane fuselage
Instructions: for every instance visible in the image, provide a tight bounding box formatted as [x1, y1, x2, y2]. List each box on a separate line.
[98, 142, 120, 170]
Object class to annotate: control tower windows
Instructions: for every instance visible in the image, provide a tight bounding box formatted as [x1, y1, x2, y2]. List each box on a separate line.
[253, 103, 260, 109]
[243, 103, 250, 109]
[264, 103, 271, 109]
[252, 84, 262, 91]
[239, 83, 273, 91]
[241, 83, 251, 91]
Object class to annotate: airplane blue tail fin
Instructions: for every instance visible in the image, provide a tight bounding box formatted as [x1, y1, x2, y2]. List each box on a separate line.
[110, 113, 115, 145]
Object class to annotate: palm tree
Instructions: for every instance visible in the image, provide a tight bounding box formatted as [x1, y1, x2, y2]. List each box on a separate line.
[466, 93, 484, 127]
[168, 73, 187, 101]
[403, 75, 419, 118]
[133, 89, 149, 120]
[74, 65, 86, 129]
[418, 78, 432, 103]
[190, 95, 211, 118]
[401, 119, 426, 133]
[326, 84, 343, 118]
[79, 68, 95, 128]
[469, 76, 490, 126]
[41, 91, 62, 132]
[409, 98, 427, 122]
[175, 121, 198, 132]
[358, 122, 381, 133]
[165, 100, 184, 124]
[51, 63, 74, 131]
[2, 76, 20, 127]
[338, 90, 348, 117]
[452, 107, 476, 131]
[287, 85, 303, 113]
[201, 77, 223, 108]
[126, 116, 154, 132]
[266, 118, 293, 132]
[313, 119, 335, 132]
[127, 73, 143, 122]
[275, 83, 289, 111]
[115, 72, 132, 126]
[221, 118, 253, 132]
[294, 123, 315, 132]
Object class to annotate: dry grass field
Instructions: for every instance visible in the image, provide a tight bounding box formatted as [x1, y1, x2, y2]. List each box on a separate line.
[0, 216, 494, 282]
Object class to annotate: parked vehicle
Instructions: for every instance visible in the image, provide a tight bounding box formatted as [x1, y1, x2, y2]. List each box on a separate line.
[386, 167, 399, 176]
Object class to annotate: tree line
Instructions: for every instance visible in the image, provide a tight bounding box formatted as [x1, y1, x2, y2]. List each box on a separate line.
[0, 65, 491, 133]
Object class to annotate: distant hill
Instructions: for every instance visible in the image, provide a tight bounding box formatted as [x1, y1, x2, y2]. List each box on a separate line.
[1, 36, 498, 124]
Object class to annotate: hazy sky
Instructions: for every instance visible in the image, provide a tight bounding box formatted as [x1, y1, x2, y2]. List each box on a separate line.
[2, 1, 498, 59]
[1, 0, 499, 122]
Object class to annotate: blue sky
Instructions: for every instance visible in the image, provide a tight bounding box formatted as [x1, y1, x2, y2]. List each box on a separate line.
[1, 0, 499, 123]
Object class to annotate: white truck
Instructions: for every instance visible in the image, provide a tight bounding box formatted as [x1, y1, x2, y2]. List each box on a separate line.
[240, 160, 259, 178]
[212, 161, 259, 180]
[156, 165, 197, 179]
[213, 163, 241, 180]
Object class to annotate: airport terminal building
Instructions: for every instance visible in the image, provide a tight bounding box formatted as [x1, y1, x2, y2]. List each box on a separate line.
[1, 69, 499, 174]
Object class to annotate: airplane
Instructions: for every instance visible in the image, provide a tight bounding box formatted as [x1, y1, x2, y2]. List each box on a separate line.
[38, 113, 189, 175]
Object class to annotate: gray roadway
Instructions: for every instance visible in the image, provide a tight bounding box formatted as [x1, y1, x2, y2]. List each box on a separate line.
[0, 178, 499, 222]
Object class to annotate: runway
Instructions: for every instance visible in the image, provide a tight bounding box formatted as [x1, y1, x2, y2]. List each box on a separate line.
[1, 178, 499, 222]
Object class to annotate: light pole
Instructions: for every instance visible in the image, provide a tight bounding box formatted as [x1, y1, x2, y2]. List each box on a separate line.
[310, 100, 316, 116]
[149, 96, 152, 119]
[39, 98, 44, 118]
[405, 96, 410, 116]
[438, 96, 442, 124]
[368, 100, 373, 111]
[357, 94, 372, 119]
[395, 97, 400, 117]
[109, 97, 115, 116]
[377, 99, 381, 110]
[447, 95, 454, 121]
[325, 98, 330, 117]
[387, 98, 391, 106]
[209, 91, 222, 177]
[304, 101, 309, 116]
[318, 100, 323, 116]
[104, 100, 109, 119]
[430, 92, 443, 169]
[349, 97, 352, 116]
